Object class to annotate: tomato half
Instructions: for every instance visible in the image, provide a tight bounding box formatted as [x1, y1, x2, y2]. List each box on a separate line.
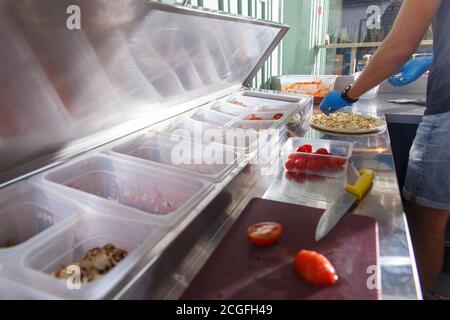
[294, 250, 338, 287]
[247, 222, 283, 247]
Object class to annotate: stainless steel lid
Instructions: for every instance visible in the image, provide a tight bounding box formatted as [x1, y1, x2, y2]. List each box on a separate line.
[0, 0, 288, 186]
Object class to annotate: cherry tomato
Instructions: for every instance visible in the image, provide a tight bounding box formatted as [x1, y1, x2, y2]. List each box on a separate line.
[295, 158, 307, 171]
[247, 222, 283, 247]
[316, 157, 327, 170]
[294, 250, 338, 287]
[315, 148, 329, 155]
[306, 159, 320, 171]
[285, 159, 296, 171]
[328, 157, 346, 171]
[296, 144, 313, 153]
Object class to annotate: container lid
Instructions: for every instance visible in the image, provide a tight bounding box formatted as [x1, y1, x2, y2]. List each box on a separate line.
[0, 1, 289, 186]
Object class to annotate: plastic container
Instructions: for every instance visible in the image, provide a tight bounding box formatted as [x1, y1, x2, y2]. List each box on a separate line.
[39, 155, 213, 228]
[280, 75, 338, 103]
[157, 118, 225, 146]
[209, 101, 248, 117]
[0, 277, 57, 299]
[189, 109, 235, 127]
[7, 214, 164, 299]
[109, 133, 243, 183]
[224, 95, 294, 110]
[281, 137, 353, 178]
[0, 183, 80, 264]
[244, 111, 287, 122]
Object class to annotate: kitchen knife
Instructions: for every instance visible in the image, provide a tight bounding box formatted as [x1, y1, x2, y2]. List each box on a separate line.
[315, 169, 375, 242]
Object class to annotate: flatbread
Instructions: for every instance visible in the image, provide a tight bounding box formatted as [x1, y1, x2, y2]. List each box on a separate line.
[311, 112, 386, 134]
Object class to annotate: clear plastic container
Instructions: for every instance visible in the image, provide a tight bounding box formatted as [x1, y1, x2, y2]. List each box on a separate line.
[0, 182, 80, 264]
[244, 111, 287, 122]
[7, 214, 164, 300]
[280, 75, 338, 103]
[209, 101, 248, 117]
[157, 118, 225, 146]
[281, 137, 353, 178]
[224, 95, 294, 110]
[109, 133, 243, 183]
[0, 277, 57, 299]
[40, 155, 213, 228]
[230, 120, 277, 131]
[189, 109, 235, 127]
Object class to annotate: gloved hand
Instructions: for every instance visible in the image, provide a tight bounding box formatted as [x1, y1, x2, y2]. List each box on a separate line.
[319, 91, 353, 115]
[388, 56, 433, 87]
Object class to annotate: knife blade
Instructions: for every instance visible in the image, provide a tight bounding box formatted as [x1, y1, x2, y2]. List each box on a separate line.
[315, 169, 375, 242]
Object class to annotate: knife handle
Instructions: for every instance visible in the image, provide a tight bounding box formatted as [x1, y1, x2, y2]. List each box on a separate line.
[345, 169, 375, 200]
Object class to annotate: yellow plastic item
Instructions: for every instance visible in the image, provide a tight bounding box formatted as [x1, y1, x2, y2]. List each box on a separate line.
[345, 169, 375, 200]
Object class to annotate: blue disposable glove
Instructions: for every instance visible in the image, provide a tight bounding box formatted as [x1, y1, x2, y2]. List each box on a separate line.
[319, 91, 353, 115]
[388, 56, 433, 87]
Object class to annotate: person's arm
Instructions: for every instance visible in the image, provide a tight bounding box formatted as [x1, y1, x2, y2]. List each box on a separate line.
[347, 0, 440, 99]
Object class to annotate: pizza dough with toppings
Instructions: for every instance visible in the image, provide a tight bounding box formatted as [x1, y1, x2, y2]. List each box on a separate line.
[311, 112, 386, 134]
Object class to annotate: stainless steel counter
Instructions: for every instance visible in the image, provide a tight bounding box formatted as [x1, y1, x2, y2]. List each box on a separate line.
[117, 93, 425, 300]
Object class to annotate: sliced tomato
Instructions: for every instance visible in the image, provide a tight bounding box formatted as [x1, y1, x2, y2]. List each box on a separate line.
[294, 250, 338, 287]
[247, 222, 283, 247]
[273, 113, 284, 120]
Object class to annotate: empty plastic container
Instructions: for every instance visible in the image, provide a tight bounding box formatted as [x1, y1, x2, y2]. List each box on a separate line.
[0, 182, 80, 264]
[109, 133, 243, 183]
[189, 109, 235, 127]
[40, 155, 213, 228]
[209, 101, 248, 117]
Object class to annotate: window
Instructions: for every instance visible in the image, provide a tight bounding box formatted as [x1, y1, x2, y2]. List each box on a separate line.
[282, 0, 433, 76]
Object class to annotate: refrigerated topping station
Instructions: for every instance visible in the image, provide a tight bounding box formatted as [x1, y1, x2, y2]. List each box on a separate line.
[0, 1, 422, 299]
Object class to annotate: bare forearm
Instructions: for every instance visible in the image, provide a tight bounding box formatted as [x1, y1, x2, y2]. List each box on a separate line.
[347, 0, 441, 100]
[349, 39, 416, 98]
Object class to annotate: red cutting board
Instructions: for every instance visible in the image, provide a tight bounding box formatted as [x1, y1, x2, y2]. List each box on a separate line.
[182, 198, 379, 300]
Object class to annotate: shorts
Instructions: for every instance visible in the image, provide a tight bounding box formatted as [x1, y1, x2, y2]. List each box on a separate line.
[403, 110, 450, 211]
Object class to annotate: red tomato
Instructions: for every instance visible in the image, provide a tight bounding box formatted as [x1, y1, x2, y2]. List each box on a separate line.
[285, 159, 296, 171]
[294, 250, 338, 287]
[273, 113, 284, 120]
[315, 148, 329, 155]
[328, 157, 346, 171]
[306, 159, 320, 171]
[295, 158, 307, 171]
[316, 157, 327, 170]
[247, 222, 283, 247]
[296, 144, 313, 153]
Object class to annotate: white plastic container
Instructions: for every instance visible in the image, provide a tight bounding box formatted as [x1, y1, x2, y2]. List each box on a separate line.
[244, 111, 287, 122]
[280, 75, 338, 103]
[6, 214, 165, 300]
[189, 109, 235, 127]
[0, 182, 80, 264]
[224, 95, 294, 110]
[0, 277, 57, 299]
[109, 133, 243, 183]
[281, 137, 354, 178]
[39, 155, 213, 228]
[209, 101, 248, 117]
